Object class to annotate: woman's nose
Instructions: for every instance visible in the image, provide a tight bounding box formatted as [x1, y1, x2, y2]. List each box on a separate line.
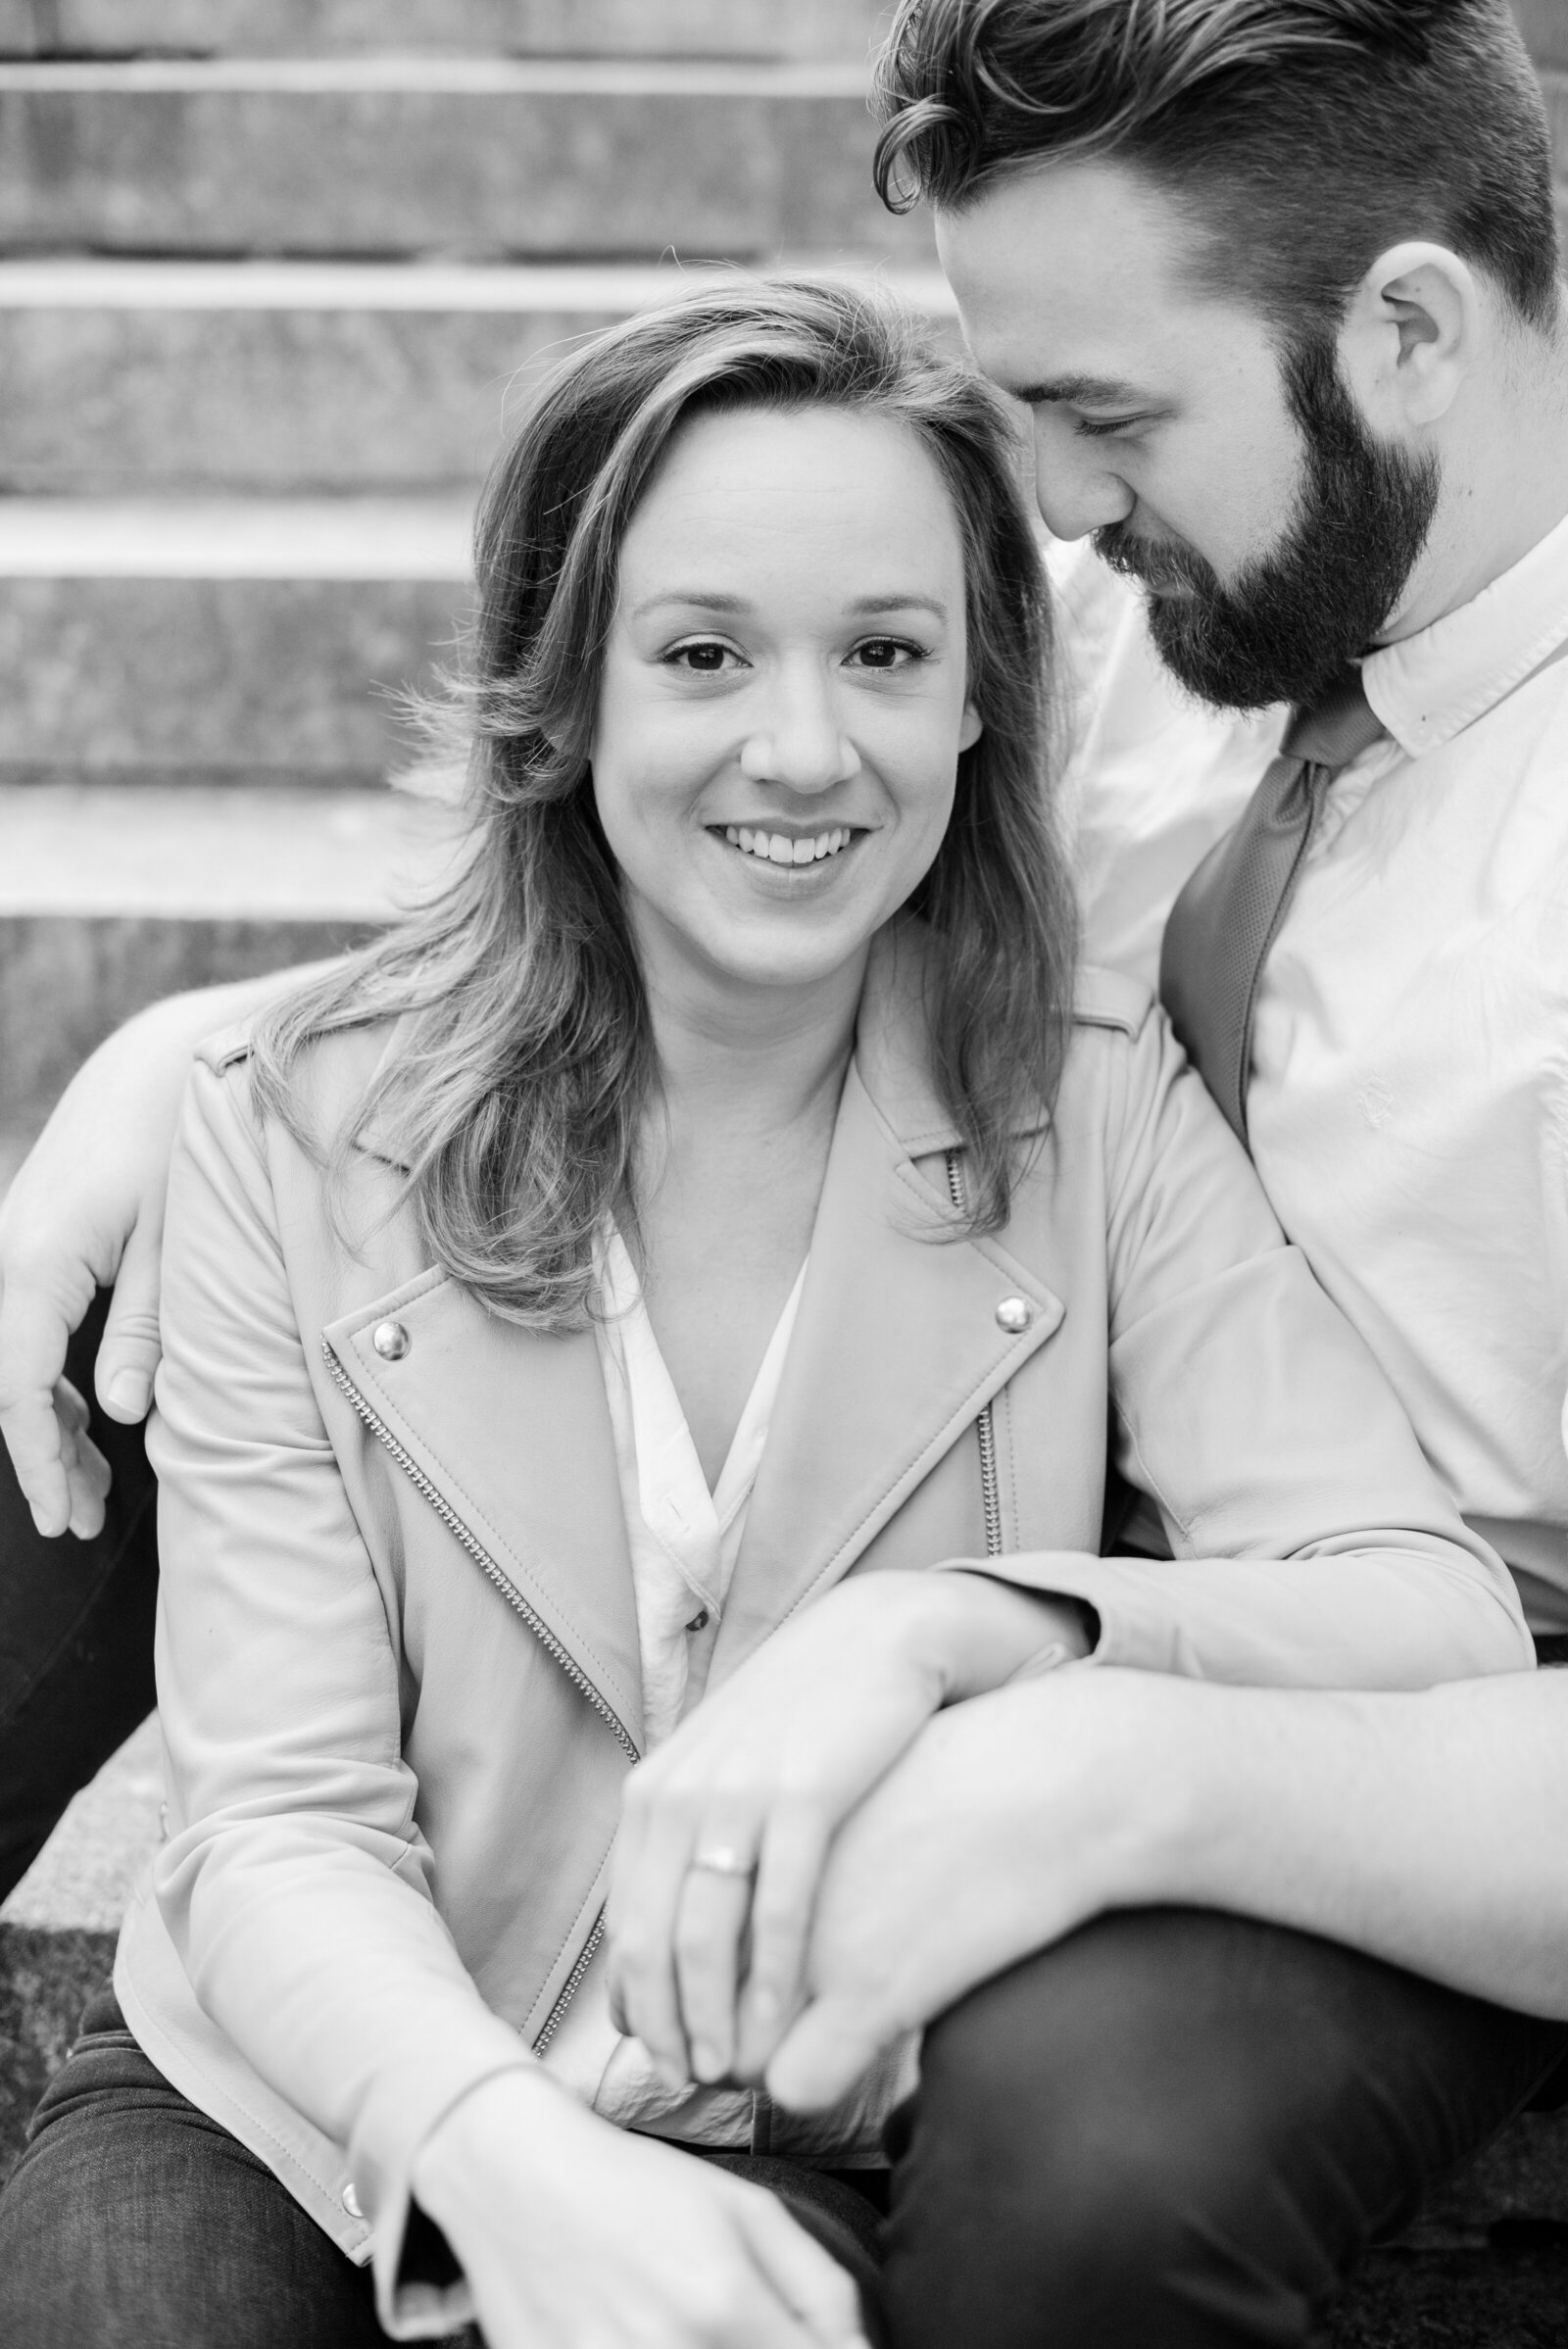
[1029, 411, 1136, 543]
[739, 671, 861, 793]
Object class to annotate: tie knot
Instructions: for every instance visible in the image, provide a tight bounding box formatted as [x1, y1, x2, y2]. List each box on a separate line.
[1283, 667, 1386, 772]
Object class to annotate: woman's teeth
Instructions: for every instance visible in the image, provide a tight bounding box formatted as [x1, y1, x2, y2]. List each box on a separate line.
[723, 825, 853, 866]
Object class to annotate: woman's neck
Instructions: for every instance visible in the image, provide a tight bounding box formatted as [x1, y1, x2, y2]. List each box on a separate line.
[638, 936, 868, 1153]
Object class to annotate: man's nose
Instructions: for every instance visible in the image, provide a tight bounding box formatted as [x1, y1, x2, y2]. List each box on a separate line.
[1029, 411, 1136, 542]
[740, 667, 861, 792]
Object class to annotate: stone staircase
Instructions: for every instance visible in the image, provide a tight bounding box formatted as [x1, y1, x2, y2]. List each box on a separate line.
[0, 0, 950, 1176]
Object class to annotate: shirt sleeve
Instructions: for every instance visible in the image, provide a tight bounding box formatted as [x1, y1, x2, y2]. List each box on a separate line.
[947, 1001, 1534, 1688]
[146, 1054, 537, 2338]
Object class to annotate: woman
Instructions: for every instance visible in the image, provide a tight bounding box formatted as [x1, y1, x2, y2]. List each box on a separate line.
[0, 277, 1528, 2349]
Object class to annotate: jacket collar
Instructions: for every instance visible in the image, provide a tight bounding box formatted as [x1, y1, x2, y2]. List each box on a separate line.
[333, 920, 1063, 1718]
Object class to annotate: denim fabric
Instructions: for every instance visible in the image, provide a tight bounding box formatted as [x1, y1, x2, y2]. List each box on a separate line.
[0, 1990, 886, 2348]
[886, 1906, 1568, 2349]
[0, 1292, 158, 1902]
[3, 1917, 1565, 2348]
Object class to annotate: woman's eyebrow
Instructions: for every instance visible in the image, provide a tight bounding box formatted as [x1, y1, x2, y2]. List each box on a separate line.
[849, 593, 950, 618]
[628, 590, 754, 618]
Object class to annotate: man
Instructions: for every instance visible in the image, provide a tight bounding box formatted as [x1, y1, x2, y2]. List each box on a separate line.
[3, 0, 1568, 2339]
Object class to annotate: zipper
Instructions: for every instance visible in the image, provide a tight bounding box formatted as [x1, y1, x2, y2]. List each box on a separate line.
[321, 1336, 638, 2047]
[534, 1914, 606, 2054]
[944, 1151, 1004, 1560]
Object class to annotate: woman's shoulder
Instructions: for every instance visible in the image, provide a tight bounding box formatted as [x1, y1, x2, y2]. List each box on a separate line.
[190, 1006, 414, 1173]
[1068, 962, 1156, 1045]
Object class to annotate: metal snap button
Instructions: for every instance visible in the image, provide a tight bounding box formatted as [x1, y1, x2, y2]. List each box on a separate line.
[995, 1296, 1033, 1334]
[341, 2181, 364, 2220]
[371, 1319, 411, 1361]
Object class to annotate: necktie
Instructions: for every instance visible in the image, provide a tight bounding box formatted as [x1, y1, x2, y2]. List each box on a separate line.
[1158, 667, 1387, 1146]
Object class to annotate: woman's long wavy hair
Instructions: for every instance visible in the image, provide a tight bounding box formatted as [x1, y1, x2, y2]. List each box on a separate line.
[251, 273, 1079, 1329]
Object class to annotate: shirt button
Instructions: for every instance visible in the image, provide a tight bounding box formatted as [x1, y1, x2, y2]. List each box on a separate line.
[688, 1610, 710, 1634]
[341, 2181, 364, 2219]
[995, 1296, 1033, 1334]
[372, 1319, 411, 1361]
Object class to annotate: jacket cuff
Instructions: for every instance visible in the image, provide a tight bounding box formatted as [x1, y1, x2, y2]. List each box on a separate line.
[350, 2018, 540, 2339]
[936, 1551, 1173, 1672]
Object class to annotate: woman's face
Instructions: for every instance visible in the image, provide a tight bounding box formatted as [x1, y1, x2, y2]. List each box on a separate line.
[591, 404, 982, 1003]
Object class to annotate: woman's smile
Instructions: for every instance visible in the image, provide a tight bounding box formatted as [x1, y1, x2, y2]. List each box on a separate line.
[714, 820, 863, 869]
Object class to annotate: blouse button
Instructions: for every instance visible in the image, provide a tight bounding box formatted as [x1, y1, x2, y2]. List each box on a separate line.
[372, 1319, 411, 1361]
[688, 1610, 710, 1634]
[341, 2181, 364, 2220]
[995, 1296, 1033, 1335]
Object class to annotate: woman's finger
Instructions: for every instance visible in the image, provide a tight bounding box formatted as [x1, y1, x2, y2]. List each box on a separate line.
[672, 1861, 755, 2081]
[734, 1801, 833, 2081]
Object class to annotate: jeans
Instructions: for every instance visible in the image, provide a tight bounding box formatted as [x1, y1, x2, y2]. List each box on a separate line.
[2, 1918, 1564, 2348]
[0, 1292, 158, 1901]
[0, 1989, 885, 2349]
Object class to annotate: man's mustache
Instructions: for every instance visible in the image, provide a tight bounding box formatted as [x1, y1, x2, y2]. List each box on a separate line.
[1094, 522, 1215, 597]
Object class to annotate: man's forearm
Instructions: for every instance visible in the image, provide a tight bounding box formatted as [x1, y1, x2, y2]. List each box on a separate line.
[1120, 1668, 1568, 2020]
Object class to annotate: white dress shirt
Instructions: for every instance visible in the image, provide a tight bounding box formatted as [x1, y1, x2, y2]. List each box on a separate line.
[542, 1229, 915, 2159]
[1054, 517, 1568, 1629]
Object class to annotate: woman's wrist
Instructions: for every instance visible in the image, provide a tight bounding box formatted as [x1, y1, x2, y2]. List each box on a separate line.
[411, 2063, 572, 2228]
[914, 1567, 1096, 1701]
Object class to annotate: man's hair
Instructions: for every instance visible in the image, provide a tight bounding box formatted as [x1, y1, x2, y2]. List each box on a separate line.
[874, 0, 1561, 337]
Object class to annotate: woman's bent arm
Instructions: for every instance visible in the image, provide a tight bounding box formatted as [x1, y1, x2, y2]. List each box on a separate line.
[948, 1000, 1530, 1689]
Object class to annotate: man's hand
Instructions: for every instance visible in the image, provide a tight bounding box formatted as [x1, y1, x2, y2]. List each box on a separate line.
[0, 964, 332, 1536]
[765, 1668, 1171, 2115]
[606, 1571, 1088, 2095]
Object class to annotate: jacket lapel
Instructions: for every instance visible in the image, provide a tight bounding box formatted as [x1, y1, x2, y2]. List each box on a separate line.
[712, 935, 1064, 1679]
[325, 1269, 645, 1753]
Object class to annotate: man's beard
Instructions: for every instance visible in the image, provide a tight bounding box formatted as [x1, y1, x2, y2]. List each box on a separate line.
[1095, 336, 1441, 712]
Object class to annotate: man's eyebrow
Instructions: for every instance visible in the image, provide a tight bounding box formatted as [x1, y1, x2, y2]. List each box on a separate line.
[1004, 371, 1147, 408]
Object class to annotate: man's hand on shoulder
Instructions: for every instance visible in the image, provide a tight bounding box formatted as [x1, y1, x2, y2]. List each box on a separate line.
[0, 962, 333, 1536]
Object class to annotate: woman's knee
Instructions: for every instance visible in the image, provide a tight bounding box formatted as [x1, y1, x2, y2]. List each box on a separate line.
[0, 2031, 382, 2349]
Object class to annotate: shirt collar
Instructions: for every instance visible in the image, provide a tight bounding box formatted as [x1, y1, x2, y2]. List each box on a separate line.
[1361, 504, 1568, 759]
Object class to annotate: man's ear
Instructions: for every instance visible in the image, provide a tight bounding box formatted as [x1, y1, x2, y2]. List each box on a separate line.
[1337, 241, 1480, 432]
[958, 701, 983, 751]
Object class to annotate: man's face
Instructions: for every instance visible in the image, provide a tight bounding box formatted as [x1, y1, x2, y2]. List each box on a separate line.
[937, 159, 1438, 710]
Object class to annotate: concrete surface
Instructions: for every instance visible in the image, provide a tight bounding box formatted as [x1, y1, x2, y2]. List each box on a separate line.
[0, 0, 895, 61]
[0, 59, 935, 263]
[0, 260, 957, 495]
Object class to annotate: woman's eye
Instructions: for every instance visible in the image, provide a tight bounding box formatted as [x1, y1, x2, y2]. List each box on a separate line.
[850, 638, 923, 671]
[667, 641, 741, 673]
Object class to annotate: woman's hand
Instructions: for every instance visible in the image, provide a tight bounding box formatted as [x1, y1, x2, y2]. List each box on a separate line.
[764, 1669, 1169, 2115]
[606, 1570, 1089, 2094]
[410, 2069, 869, 2349]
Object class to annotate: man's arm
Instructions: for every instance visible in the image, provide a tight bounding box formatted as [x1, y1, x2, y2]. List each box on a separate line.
[764, 1664, 1568, 2113]
[0, 962, 336, 1536]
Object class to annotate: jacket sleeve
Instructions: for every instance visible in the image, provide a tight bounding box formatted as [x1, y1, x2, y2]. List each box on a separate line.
[955, 999, 1533, 1688]
[145, 1052, 537, 2339]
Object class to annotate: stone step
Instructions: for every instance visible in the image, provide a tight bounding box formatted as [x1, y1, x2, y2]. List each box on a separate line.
[0, 0, 890, 61]
[0, 776, 456, 1155]
[0, 259, 958, 494]
[0, 496, 468, 775]
[0, 58, 931, 263]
